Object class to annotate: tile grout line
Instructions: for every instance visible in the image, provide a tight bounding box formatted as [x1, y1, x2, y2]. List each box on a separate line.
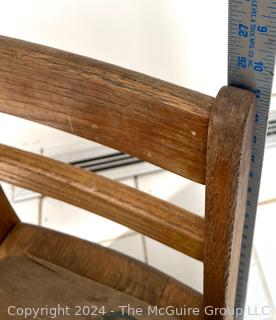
[141, 234, 149, 264]
[38, 147, 45, 227]
[37, 195, 44, 226]
[134, 175, 149, 264]
[253, 246, 276, 319]
[100, 175, 147, 246]
[99, 230, 138, 245]
[258, 198, 276, 206]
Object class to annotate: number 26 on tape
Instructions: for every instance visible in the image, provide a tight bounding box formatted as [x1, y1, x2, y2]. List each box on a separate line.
[236, 56, 264, 72]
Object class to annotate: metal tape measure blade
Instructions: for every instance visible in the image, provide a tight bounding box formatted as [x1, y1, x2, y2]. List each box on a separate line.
[228, 0, 276, 317]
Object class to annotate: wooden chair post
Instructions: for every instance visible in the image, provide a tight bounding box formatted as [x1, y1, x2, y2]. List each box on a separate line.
[0, 185, 20, 243]
[204, 86, 256, 319]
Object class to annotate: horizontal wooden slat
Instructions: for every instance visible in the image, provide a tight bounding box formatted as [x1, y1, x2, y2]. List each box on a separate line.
[0, 144, 204, 261]
[0, 36, 214, 183]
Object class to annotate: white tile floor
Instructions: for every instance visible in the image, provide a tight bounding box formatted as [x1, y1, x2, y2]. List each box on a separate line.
[144, 237, 203, 293]
[245, 261, 272, 320]
[40, 177, 135, 244]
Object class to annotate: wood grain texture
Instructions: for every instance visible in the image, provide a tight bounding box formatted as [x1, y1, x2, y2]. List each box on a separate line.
[0, 223, 203, 319]
[0, 34, 255, 317]
[0, 36, 214, 184]
[0, 185, 19, 243]
[204, 86, 255, 319]
[0, 144, 204, 261]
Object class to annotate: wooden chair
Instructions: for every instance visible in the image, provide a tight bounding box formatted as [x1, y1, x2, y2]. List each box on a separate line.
[0, 36, 255, 319]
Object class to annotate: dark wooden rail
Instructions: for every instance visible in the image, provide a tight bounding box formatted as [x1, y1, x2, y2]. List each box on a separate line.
[0, 144, 204, 261]
[0, 36, 214, 184]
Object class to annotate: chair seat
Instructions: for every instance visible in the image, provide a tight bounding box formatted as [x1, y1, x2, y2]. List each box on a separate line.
[0, 255, 169, 319]
[0, 224, 203, 319]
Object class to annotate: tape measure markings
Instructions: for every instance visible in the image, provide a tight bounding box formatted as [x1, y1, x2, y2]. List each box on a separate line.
[228, 0, 276, 317]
